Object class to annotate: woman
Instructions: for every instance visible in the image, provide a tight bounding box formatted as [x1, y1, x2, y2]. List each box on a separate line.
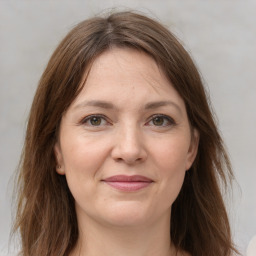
[13, 11, 239, 256]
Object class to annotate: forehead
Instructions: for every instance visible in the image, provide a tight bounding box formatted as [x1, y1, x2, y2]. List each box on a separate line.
[71, 48, 185, 109]
[86, 48, 165, 87]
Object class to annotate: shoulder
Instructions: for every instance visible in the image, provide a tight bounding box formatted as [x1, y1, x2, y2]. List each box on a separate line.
[0, 254, 18, 256]
[172, 249, 191, 256]
[247, 235, 256, 256]
[0, 253, 19, 256]
[180, 250, 191, 256]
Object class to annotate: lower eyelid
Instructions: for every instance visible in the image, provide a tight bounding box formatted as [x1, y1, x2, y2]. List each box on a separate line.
[80, 115, 108, 125]
[79, 114, 175, 127]
[147, 115, 176, 126]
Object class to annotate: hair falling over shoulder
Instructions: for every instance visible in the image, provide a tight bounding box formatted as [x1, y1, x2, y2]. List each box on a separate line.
[12, 10, 240, 256]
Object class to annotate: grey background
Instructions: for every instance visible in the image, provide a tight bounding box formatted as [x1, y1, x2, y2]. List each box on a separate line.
[0, 1, 255, 255]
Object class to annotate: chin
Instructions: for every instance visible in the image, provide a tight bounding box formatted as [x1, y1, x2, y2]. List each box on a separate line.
[98, 202, 154, 228]
[103, 214, 149, 228]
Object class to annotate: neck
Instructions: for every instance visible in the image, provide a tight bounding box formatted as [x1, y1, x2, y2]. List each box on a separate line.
[70, 212, 177, 256]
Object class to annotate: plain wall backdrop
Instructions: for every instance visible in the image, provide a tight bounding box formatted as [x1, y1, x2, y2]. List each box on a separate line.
[0, 1, 255, 255]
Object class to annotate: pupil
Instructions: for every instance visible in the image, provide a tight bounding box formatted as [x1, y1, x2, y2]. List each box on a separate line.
[153, 117, 164, 126]
[91, 117, 101, 126]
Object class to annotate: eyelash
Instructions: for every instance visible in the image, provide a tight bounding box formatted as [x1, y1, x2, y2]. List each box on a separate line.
[80, 114, 110, 126]
[80, 114, 176, 128]
[146, 114, 176, 127]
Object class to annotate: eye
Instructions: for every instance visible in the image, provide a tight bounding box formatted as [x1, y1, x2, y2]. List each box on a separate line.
[81, 115, 109, 127]
[146, 114, 176, 127]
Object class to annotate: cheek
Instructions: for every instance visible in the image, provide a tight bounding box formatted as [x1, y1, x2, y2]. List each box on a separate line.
[152, 137, 189, 174]
[151, 138, 189, 204]
[61, 136, 111, 205]
[61, 135, 110, 176]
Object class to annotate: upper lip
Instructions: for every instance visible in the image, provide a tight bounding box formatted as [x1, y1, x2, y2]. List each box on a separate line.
[103, 175, 153, 182]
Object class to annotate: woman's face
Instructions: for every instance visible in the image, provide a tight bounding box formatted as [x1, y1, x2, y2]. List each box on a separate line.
[55, 48, 198, 228]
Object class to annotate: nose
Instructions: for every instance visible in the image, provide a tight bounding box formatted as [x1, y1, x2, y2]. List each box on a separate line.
[111, 124, 147, 165]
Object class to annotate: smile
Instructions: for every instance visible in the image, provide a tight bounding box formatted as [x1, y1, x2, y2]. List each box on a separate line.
[102, 175, 153, 192]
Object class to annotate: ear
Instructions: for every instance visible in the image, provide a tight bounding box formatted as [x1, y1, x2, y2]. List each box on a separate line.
[54, 142, 65, 175]
[185, 128, 199, 171]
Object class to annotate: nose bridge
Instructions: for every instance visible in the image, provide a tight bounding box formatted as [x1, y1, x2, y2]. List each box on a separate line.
[112, 120, 147, 164]
[122, 122, 141, 149]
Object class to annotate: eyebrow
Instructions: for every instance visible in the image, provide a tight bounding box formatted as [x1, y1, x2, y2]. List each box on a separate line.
[74, 100, 115, 110]
[74, 100, 182, 113]
[144, 101, 181, 112]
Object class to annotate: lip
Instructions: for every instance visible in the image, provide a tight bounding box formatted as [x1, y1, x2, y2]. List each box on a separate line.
[102, 175, 153, 192]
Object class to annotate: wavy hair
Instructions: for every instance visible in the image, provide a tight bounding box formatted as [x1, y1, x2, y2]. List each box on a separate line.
[13, 11, 239, 256]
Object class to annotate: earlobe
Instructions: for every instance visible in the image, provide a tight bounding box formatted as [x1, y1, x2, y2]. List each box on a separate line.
[186, 129, 199, 171]
[54, 142, 65, 175]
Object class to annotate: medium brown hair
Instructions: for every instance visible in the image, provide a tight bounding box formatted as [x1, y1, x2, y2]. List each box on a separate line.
[13, 11, 239, 256]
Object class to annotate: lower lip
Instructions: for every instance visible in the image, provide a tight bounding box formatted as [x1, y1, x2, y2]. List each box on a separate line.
[104, 181, 152, 192]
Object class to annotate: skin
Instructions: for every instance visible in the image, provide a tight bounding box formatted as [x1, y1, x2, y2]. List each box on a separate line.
[55, 48, 198, 256]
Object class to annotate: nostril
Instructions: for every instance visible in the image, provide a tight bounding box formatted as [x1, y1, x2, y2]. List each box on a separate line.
[114, 156, 145, 165]
[115, 158, 123, 162]
[111, 134, 147, 164]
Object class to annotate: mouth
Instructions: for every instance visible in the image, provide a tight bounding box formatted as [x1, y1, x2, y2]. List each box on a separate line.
[102, 175, 153, 192]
